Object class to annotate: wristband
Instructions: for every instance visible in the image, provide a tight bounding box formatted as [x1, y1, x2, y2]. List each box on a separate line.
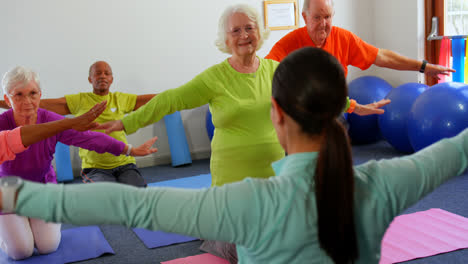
[419, 60, 428, 73]
[126, 144, 133, 156]
[347, 99, 357, 114]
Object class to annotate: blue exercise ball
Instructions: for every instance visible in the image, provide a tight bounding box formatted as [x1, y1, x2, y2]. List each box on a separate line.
[428, 81, 468, 90]
[378, 83, 428, 153]
[408, 82, 468, 151]
[205, 109, 215, 141]
[347, 76, 393, 144]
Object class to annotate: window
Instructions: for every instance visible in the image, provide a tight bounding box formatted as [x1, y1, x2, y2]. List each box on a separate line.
[425, 0, 467, 85]
[445, 0, 468, 35]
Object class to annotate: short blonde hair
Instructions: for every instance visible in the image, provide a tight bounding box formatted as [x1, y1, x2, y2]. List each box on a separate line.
[2, 66, 41, 95]
[215, 4, 270, 54]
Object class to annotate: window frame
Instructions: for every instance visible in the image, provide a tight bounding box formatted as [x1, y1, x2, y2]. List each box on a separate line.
[425, 0, 444, 85]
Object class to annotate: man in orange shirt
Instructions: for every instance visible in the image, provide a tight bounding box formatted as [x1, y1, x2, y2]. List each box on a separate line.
[267, 0, 454, 116]
[267, 0, 453, 79]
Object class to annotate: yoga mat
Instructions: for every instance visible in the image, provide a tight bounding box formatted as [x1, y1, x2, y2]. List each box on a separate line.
[54, 142, 74, 182]
[380, 209, 468, 264]
[133, 174, 211, 249]
[164, 111, 192, 167]
[133, 228, 197, 249]
[147, 173, 211, 189]
[161, 253, 229, 264]
[452, 38, 465, 83]
[0, 226, 114, 264]
[438, 38, 451, 83]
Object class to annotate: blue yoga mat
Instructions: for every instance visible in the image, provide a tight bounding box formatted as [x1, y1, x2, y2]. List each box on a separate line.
[164, 111, 192, 167]
[55, 142, 74, 182]
[133, 174, 212, 249]
[148, 173, 211, 189]
[0, 226, 114, 263]
[133, 228, 198, 249]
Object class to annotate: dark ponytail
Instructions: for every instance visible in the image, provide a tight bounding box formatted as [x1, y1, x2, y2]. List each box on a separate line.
[272, 47, 357, 263]
[315, 120, 356, 264]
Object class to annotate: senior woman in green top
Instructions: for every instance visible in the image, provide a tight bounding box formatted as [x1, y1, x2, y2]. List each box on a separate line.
[99, 4, 388, 187]
[100, 4, 284, 187]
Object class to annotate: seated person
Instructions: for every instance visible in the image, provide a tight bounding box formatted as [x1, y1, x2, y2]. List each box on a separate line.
[36, 61, 156, 187]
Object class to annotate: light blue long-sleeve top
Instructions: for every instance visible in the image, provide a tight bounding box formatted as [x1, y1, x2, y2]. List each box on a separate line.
[15, 128, 468, 263]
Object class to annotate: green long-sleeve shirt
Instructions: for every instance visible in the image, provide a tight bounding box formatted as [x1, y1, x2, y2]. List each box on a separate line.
[122, 58, 285, 186]
[16, 128, 468, 263]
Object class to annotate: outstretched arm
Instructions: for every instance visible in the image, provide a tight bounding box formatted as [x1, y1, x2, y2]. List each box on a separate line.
[21, 101, 106, 146]
[356, 127, 468, 217]
[14, 170, 262, 248]
[0, 101, 107, 164]
[374, 49, 455, 80]
[134, 94, 157, 111]
[95, 120, 125, 134]
[353, 99, 391, 116]
[39, 97, 71, 115]
[121, 137, 158, 157]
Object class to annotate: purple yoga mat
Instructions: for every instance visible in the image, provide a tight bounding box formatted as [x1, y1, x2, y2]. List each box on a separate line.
[133, 228, 198, 249]
[132, 174, 212, 248]
[0, 226, 114, 264]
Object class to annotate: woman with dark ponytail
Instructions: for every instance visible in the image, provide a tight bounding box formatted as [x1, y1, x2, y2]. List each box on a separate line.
[3, 47, 468, 264]
[272, 47, 357, 263]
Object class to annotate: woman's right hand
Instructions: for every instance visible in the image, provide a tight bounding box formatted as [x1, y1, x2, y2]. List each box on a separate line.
[96, 120, 125, 134]
[69, 101, 107, 131]
[130, 137, 158, 156]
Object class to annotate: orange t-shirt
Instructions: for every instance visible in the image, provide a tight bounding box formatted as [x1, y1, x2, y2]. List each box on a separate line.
[266, 26, 379, 77]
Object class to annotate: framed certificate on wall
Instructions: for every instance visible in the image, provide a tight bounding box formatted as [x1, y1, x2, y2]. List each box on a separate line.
[264, 0, 299, 30]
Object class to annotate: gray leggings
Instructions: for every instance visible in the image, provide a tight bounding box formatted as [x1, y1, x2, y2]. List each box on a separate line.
[81, 163, 146, 187]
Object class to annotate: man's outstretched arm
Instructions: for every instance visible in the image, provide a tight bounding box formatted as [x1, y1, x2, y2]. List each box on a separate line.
[134, 94, 157, 111]
[39, 97, 71, 115]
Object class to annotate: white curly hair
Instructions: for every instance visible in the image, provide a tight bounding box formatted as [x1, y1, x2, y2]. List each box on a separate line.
[215, 4, 270, 54]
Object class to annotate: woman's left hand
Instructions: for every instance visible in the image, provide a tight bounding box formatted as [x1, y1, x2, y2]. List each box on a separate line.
[353, 99, 391, 116]
[131, 137, 158, 157]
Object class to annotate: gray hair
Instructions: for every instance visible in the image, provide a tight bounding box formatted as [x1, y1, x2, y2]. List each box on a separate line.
[303, 0, 334, 15]
[2, 66, 41, 95]
[215, 4, 270, 54]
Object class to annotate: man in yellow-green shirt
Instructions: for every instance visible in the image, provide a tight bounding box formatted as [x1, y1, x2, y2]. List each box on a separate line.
[39, 61, 156, 187]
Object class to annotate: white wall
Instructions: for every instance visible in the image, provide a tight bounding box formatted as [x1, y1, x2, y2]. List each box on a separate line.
[0, 0, 424, 173]
[371, 0, 426, 86]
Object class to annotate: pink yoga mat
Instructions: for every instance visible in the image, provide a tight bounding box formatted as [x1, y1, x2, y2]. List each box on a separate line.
[161, 253, 229, 264]
[380, 208, 468, 264]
